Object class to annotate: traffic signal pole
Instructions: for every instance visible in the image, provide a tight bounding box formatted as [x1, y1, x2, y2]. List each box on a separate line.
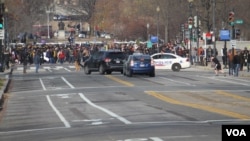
[0, 2, 4, 72]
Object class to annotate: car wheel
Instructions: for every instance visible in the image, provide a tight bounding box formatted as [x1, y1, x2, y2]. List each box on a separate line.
[172, 63, 181, 72]
[106, 71, 112, 74]
[84, 65, 91, 74]
[127, 70, 132, 77]
[99, 65, 105, 74]
[123, 68, 126, 76]
[149, 71, 155, 77]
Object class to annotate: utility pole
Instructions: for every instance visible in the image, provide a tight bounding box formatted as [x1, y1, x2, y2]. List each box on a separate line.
[0, 0, 4, 72]
[188, 0, 193, 65]
[156, 6, 160, 53]
[46, 4, 54, 39]
[212, 0, 216, 56]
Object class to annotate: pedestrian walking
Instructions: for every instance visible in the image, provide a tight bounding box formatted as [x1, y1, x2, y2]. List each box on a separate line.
[74, 49, 81, 71]
[211, 56, 226, 76]
[58, 49, 65, 64]
[21, 48, 29, 74]
[228, 49, 234, 76]
[247, 51, 250, 72]
[222, 46, 227, 68]
[233, 51, 241, 77]
[33, 51, 41, 73]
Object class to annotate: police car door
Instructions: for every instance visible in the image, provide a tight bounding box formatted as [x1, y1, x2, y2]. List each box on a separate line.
[152, 54, 166, 69]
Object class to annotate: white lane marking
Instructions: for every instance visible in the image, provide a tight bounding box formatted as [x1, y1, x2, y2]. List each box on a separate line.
[150, 137, 164, 141]
[64, 68, 71, 72]
[43, 66, 51, 69]
[72, 119, 102, 122]
[39, 78, 46, 90]
[43, 66, 52, 72]
[30, 66, 35, 70]
[0, 127, 67, 134]
[198, 75, 250, 86]
[46, 95, 71, 128]
[132, 119, 250, 125]
[51, 93, 76, 96]
[61, 76, 75, 88]
[17, 67, 23, 70]
[159, 77, 196, 86]
[78, 93, 132, 124]
[117, 137, 164, 141]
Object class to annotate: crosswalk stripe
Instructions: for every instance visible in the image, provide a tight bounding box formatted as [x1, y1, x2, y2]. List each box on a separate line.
[14, 65, 76, 72]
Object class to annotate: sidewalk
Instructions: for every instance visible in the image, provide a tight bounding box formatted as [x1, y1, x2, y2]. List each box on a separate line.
[0, 67, 13, 110]
[191, 62, 250, 77]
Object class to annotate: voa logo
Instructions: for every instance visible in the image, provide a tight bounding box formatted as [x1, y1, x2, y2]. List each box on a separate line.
[226, 129, 246, 136]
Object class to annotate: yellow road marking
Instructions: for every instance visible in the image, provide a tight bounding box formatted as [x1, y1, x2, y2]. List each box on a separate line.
[215, 90, 250, 102]
[145, 91, 250, 120]
[105, 75, 134, 87]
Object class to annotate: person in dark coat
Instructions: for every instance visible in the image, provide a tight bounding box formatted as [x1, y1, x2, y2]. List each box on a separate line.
[239, 51, 244, 71]
[233, 51, 241, 77]
[247, 51, 250, 72]
[33, 51, 41, 73]
[21, 48, 29, 74]
[211, 56, 225, 76]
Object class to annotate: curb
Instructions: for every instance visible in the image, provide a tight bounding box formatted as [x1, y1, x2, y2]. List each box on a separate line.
[191, 65, 250, 77]
[0, 68, 13, 110]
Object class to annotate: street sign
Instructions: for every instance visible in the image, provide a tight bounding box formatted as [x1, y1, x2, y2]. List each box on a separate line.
[230, 40, 236, 48]
[235, 19, 243, 24]
[0, 29, 4, 39]
[219, 30, 230, 41]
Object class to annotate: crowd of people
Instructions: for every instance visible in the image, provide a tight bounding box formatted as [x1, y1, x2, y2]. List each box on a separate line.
[4, 41, 250, 76]
[225, 47, 250, 76]
[210, 46, 250, 77]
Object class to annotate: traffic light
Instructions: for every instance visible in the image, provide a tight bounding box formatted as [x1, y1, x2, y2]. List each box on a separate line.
[235, 29, 240, 36]
[235, 29, 240, 39]
[194, 16, 197, 28]
[0, 14, 3, 29]
[188, 17, 193, 29]
[198, 28, 201, 38]
[228, 11, 234, 26]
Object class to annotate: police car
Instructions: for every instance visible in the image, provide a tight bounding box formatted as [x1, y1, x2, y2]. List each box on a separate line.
[151, 53, 191, 72]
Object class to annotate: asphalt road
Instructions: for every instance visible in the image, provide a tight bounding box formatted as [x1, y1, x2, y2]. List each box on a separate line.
[0, 63, 250, 141]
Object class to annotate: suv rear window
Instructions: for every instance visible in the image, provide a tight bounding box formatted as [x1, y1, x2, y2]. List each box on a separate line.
[107, 52, 126, 59]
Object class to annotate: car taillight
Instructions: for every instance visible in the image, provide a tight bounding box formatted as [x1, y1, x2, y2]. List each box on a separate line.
[130, 60, 134, 66]
[151, 59, 155, 66]
[105, 58, 111, 62]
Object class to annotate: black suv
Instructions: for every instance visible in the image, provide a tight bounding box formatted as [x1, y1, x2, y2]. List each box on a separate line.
[83, 50, 127, 75]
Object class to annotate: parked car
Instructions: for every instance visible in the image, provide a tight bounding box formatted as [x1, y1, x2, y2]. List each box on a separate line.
[151, 53, 190, 72]
[83, 50, 127, 75]
[78, 31, 87, 38]
[123, 53, 155, 77]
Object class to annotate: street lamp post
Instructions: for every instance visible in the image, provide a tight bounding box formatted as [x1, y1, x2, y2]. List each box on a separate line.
[4, 6, 7, 49]
[46, 6, 54, 39]
[156, 6, 160, 53]
[212, 0, 216, 56]
[188, 0, 193, 65]
[146, 23, 149, 41]
[0, 0, 5, 72]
